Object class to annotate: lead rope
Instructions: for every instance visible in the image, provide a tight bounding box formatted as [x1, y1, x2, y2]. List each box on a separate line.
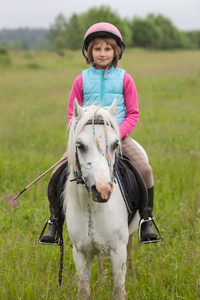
[92, 114, 111, 171]
[55, 213, 64, 287]
[58, 236, 64, 287]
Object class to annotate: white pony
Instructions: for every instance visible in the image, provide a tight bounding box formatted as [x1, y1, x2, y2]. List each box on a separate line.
[64, 100, 145, 300]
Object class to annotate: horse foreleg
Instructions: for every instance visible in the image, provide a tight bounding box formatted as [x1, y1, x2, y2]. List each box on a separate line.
[97, 252, 103, 278]
[127, 233, 134, 273]
[73, 246, 92, 300]
[110, 246, 127, 300]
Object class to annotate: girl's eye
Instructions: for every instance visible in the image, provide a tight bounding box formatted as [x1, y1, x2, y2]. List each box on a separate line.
[93, 47, 112, 51]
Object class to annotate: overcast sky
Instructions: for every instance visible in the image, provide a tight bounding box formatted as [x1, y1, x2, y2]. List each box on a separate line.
[0, 0, 200, 31]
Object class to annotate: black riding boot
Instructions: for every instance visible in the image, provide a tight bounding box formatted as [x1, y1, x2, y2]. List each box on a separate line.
[39, 162, 68, 245]
[140, 186, 159, 243]
[40, 204, 57, 244]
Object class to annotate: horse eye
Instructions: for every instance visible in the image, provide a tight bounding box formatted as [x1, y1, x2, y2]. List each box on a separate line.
[112, 140, 120, 150]
[76, 142, 88, 152]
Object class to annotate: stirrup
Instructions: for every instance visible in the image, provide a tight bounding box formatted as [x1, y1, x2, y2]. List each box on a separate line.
[139, 217, 162, 244]
[38, 220, 61, 246]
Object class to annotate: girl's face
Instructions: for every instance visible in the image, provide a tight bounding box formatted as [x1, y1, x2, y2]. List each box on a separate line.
[92, 40, 114, 69]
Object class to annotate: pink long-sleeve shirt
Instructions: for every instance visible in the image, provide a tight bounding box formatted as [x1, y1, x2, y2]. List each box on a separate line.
[68, 72, 140, 139]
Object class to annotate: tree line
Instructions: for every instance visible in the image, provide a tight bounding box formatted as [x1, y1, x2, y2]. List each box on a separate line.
[0, 6, 200, 52]
[0, 28, 48, 50]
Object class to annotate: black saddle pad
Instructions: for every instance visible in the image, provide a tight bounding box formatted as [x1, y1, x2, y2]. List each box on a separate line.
[116, 155, 148, 225]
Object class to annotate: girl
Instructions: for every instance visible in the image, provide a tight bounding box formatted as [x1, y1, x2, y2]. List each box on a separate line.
[40, 22, 159, 244]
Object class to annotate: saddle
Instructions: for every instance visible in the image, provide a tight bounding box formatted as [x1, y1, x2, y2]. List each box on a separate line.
[116, 155, 148, 225]
[47, 155, 148, 226]
[48, 161, 68, 209]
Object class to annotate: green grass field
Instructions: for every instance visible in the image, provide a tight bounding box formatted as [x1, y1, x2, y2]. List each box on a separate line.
[0, 49, 200, 299]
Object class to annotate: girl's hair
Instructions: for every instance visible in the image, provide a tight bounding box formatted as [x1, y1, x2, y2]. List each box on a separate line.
[87, 37, 121, 68]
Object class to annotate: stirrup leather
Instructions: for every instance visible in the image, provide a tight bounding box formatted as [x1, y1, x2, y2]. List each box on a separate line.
[38, 220, 61, 246]
[139, 217, 162, 244]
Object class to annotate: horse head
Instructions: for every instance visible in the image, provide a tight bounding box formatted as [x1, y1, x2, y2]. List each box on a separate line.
[68, 99, 121, 203]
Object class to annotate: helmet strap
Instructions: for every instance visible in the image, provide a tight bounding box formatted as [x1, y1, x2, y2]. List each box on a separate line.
[82, 45, 89, 62]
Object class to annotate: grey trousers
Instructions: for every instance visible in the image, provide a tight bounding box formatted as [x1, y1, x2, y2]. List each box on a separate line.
[121, 136, 154, 189]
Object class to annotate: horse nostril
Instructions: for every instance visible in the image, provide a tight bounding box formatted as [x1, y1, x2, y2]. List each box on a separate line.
[91, 184, 98, 195]
[90, 185, 101, 201]
[109, 182, 114, 194]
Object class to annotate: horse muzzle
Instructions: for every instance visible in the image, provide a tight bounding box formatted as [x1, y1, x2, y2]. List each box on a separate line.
[90, 181, 113, 203]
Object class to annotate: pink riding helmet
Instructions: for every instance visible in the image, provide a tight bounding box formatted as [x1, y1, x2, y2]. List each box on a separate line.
[82, 22, 125, 61]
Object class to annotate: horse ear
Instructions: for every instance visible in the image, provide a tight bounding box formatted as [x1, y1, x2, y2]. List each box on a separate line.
[73, 98, 84, 120]
[108, 99, 117, 116]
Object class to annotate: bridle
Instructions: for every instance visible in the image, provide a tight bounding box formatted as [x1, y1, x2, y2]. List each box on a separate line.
[70, 118, 118, 189]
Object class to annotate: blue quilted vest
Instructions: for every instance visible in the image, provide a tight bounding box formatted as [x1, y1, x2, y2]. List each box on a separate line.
[82, 66, 126, 125]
